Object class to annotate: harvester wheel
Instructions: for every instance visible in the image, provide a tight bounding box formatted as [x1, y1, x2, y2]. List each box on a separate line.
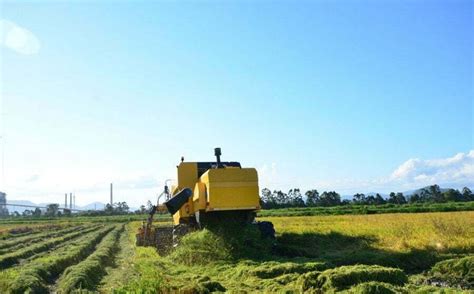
[257, 221, 276, 239]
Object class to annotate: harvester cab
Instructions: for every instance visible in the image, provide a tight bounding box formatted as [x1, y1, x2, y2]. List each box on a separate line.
[136, 148, 275, 253]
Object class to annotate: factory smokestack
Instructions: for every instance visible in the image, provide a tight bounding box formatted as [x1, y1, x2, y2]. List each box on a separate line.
[65, 193, 68, 208]
[70, 193, 72, 209]
[110, 183, 113, 205]
[73, 193, 76, 209]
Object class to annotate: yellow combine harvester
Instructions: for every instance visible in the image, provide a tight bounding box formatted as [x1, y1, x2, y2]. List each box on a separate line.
[136, 148, 275, 252]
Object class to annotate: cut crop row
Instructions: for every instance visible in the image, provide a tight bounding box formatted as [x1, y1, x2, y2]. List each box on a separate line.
[0, 225, 102, 269]
[56, 225, 125, 292]
[0, 228, 60, 249]
[0, 224, 85, 250]
[6, 225, 116, 293]
[8, 226, 107, 267]
[0, 224, 92, 254]
[0, 226, 56, 240]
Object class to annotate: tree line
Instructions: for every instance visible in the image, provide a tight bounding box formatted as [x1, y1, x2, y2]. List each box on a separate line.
[260, 185, 474, 209]
[6, 201, 132, 218]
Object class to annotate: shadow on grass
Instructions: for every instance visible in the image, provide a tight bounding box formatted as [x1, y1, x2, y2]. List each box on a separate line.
[272, 232, 469, 273]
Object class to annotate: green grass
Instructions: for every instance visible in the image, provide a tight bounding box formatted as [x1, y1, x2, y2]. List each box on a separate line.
[259, 201, 474, 217]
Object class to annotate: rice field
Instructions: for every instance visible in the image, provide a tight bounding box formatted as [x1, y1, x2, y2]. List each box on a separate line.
[0, 211, 472, 293]
[264, 211, 474, 254]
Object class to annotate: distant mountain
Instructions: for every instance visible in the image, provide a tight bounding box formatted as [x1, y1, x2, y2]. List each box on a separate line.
[342, 185, 466, 200]
[5, 200, 107, 214]
[9, 200, 38, 207]
[366, 192, 389, 197]
[79, 202, 106, 210]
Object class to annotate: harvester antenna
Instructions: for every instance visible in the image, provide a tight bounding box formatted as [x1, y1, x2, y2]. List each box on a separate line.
[214, 147, 222, 168]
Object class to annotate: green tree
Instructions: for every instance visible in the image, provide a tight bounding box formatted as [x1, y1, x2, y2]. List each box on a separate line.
[396, 192, 407, 204]
[33, 207, 42, 216]
[388, 192, 406, 204]
[288, 189, 304, 207]
[139, 205, 147, 214]
[146, 200, 153, 211]
[305, 189, 319, 207]
[353, 193, 366, 205]
[274, 190, 289, 207]
[374, 193, 386, 205]
[442, 189, 462, 202]
[261, 188, 275, 208]
[388, 192, 396, 203]
[366, 195, 376, 205]
[320, 191, 341, 206]
[105, 203, 114, 214]
[429, 185, 444, 202]
[420, 185, 443, 202]
[63, 208, 71, 216]
[409, 193, 421, 203]
[22, 209, 32, 216]
[341, 199, 351, 205]
[46, 203, 59, 217]
[117, 202, 129, 213]
[462, 187, 473, 201]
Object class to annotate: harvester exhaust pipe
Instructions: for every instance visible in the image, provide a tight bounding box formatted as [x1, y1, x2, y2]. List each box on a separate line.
[215, 147, 222, 168]
[164, 188, 192, 215]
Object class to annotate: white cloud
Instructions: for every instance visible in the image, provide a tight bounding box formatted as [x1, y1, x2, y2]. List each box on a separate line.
[326, 151, 474, 193]
[0, 19, 40, 55]
[390, 150, 474, 187]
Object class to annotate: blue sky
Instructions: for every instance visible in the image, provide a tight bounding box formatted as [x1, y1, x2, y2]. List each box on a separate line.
[1, 1, 472, 207]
